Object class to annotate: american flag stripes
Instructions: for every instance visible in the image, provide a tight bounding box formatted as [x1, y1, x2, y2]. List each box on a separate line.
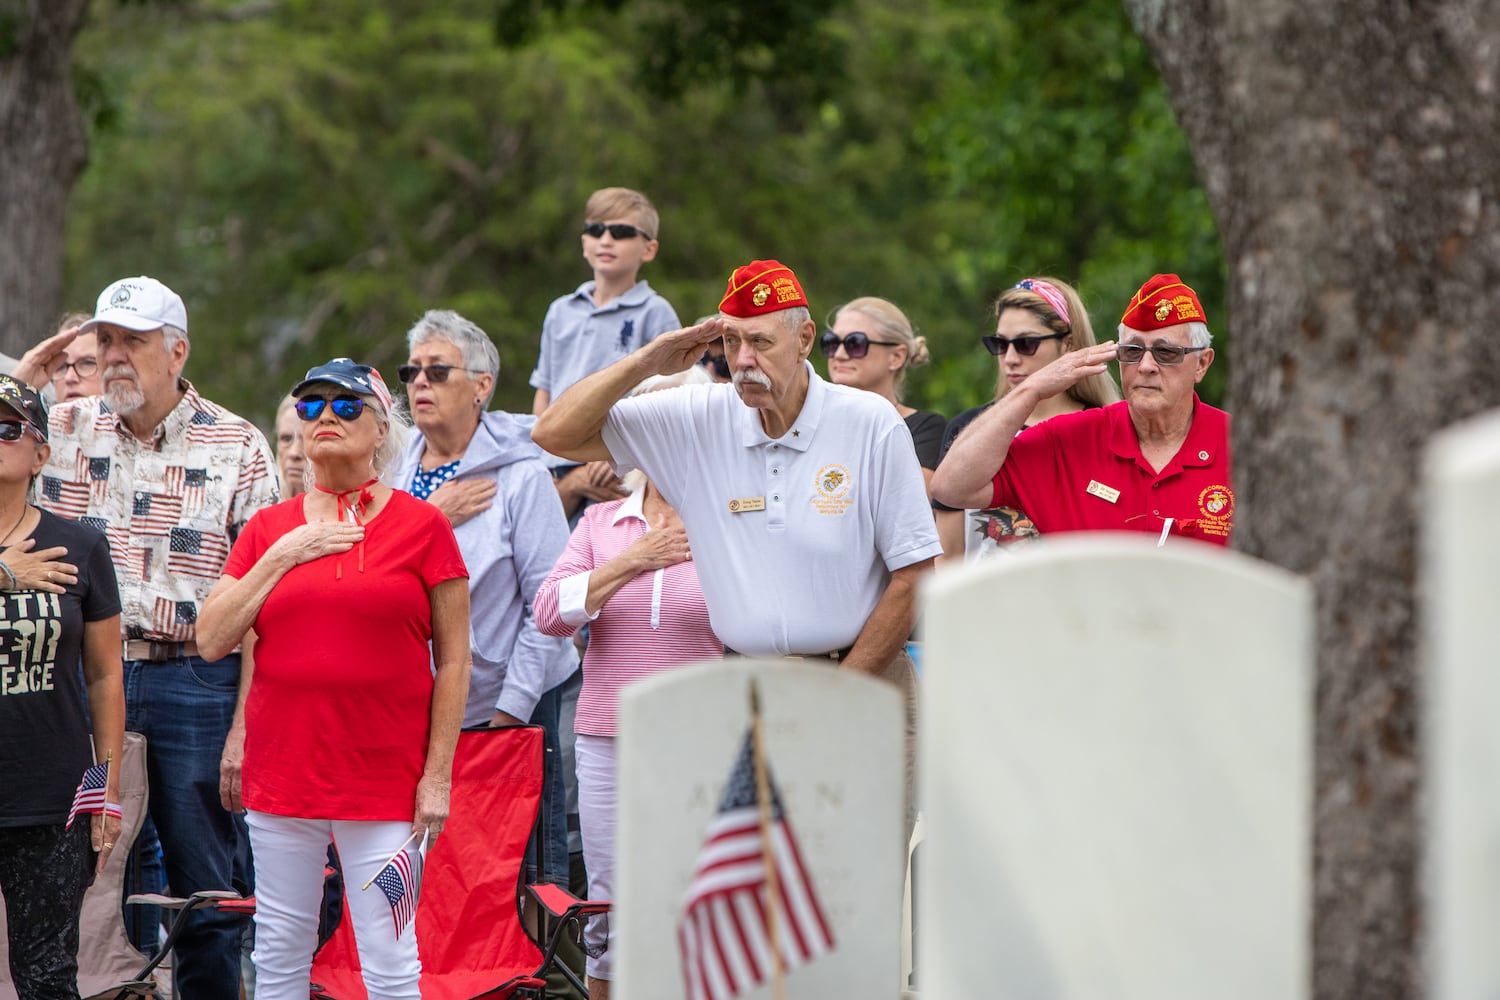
[65, 762, 109, 830]
[678, 730, 835, 1000]
[373, 840, 426, 938]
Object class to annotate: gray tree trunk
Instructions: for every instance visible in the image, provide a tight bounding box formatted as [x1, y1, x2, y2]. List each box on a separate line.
[0, 0, 90, 358]
[1123, 1, 1500, 996]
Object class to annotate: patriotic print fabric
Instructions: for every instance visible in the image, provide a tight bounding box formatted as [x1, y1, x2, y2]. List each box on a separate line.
[38, 382, 279, 642]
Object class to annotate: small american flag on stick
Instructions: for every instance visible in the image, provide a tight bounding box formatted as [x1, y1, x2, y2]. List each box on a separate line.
[369, 832, 426, 938]
[678, 684, 835, 1000]
[65, 762, 109, 830]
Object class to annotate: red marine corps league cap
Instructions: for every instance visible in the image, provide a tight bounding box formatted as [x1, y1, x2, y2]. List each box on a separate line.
[718, 260, 809, 318]
[1120, 273, 1208, 331]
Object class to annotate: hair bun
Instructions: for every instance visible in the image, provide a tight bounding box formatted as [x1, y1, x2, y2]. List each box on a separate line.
[907, 335, 931, 368]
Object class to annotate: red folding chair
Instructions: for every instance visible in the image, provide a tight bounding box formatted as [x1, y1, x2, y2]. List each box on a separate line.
[309, 725, 579, 999]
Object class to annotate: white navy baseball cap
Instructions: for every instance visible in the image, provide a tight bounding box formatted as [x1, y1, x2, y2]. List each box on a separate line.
[81, 276, 188, 334]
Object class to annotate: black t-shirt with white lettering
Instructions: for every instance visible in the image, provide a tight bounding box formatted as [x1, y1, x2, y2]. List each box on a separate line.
[0, 509, 120, 826]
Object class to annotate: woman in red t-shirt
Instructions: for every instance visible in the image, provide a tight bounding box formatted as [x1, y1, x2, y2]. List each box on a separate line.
[199, 359, 470, 1000]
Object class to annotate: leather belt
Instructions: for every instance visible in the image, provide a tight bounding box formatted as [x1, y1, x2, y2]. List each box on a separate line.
[123, 639, 200, 663]
[724, 646, 854, 663]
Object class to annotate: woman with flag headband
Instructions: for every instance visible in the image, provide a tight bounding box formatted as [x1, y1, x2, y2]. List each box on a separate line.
[198, 358, 471, 1000]
[0, 374, 124, 1000]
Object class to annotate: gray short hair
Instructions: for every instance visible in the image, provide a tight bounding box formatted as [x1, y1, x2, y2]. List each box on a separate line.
[779, 306, 812, 337]
[161, 324, 189, 361]
[405, 310, 500, 404]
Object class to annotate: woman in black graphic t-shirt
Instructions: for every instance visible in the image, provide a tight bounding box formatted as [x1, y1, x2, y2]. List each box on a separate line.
[0, 374, 122, 999]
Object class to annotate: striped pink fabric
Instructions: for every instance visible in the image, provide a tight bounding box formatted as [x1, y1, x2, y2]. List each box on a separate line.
[533, 496, 722, 737]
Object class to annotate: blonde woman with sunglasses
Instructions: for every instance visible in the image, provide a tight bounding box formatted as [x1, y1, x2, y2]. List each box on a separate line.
[933, 277, 1120, 562]
[823, 297, 947, 495]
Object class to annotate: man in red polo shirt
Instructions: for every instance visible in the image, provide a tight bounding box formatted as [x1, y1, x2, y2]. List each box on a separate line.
[932, 273, 1233, 545]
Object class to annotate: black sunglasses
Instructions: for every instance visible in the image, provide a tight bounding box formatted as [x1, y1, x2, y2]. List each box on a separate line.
[397, 363, 483, 385]
[582, 222, 652, 241]
[294, 395, 366, 421]
[820, 331, 901, 360]
[1115, 343, 1207, 366]
[0, 420, 33, 443]
[700, 351, 730, 379]
[982, 332, 1068, 357]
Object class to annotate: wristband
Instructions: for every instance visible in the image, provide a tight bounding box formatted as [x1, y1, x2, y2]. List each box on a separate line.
[104, 802, 123, 819]
[0, 560, 14, 591]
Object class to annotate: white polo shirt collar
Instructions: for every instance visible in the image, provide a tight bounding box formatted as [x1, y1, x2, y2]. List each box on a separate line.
[610, 487, 648, 526]
[737, 360, 824, 453]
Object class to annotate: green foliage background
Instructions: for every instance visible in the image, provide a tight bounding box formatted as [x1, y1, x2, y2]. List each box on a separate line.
[65, 0, 1224, 431]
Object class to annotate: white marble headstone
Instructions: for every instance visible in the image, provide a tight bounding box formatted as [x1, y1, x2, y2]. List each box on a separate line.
[1425, 411, 1500, 999]
[614, 659, 905, 999]
[919, 535, 1311, 1000]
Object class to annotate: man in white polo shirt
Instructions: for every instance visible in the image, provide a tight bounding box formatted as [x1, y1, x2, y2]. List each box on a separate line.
[533, 258, 941, 826]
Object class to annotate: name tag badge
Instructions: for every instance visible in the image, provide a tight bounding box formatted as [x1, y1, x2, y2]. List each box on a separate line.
[728, 496, 766, 514]
[1086, 480, 1121, 504]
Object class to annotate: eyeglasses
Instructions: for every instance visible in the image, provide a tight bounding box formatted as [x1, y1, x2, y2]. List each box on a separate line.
[700, 351, 730, 379]
[982, 332, 1068, 357]
[0, 420, 39, 444]
[1115, 343, 1207, 366]
[294, 395, 366, 421]
[582, 222, 652, 241]
[54, 357, 99, 378]
[396, 364, 483, 385]
[820, 331, 901, 359]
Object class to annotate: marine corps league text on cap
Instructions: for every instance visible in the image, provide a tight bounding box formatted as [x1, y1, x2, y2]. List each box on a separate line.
[718, 260, 810, 318]
[1120, 273, 1207, 331]
[82, 276, 190, 334]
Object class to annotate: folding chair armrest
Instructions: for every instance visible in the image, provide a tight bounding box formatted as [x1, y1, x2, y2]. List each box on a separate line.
[125, 889, 244, 910]
[527, 881, 611, 921]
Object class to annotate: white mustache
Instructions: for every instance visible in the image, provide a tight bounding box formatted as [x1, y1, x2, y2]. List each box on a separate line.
[103, 364, 138, 384]
[732, 370, 773, 391]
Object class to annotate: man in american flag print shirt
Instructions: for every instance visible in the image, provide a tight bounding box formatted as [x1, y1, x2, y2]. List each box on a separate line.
[16, 275, 278, 998]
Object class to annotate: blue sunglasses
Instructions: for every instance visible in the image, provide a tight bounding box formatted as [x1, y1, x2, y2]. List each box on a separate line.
[294, 395, 366, 421]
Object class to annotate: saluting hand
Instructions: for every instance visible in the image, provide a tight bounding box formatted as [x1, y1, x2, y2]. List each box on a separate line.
[641, 317, 727, 377]
[1022, 341, 1118, 401]
[11, 325, 81, 390]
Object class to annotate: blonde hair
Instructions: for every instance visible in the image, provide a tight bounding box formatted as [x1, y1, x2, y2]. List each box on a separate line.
[584, 187, 660, 240]
[991, 277, 1120, 409]
[827, 296, 930, 401]
[55, 311, 91, 336]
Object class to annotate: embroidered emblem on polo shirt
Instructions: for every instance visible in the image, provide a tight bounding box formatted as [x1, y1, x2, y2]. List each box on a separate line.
[811, 464, 853, 515]
[1197, 484, 1234, 537]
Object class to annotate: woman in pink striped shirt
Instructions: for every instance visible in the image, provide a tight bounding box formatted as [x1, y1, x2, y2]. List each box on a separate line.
[532, 367, 721, 1000]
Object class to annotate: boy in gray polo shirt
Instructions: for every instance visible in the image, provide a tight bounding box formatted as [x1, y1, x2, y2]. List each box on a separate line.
[531, 186, 680, 415]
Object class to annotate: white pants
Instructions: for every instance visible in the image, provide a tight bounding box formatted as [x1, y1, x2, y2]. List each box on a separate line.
[575, 733, 617, 981]
[246, 812, 423, 1000]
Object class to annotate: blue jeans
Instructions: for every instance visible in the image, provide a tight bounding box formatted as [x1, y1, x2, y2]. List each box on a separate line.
[524, 677, 572, 886]
[124, 654, 248, 998]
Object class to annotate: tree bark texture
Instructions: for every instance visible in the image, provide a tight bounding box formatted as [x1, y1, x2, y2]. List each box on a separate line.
[0, 0, 90, 357]
[1123, 1, 1500, 997]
